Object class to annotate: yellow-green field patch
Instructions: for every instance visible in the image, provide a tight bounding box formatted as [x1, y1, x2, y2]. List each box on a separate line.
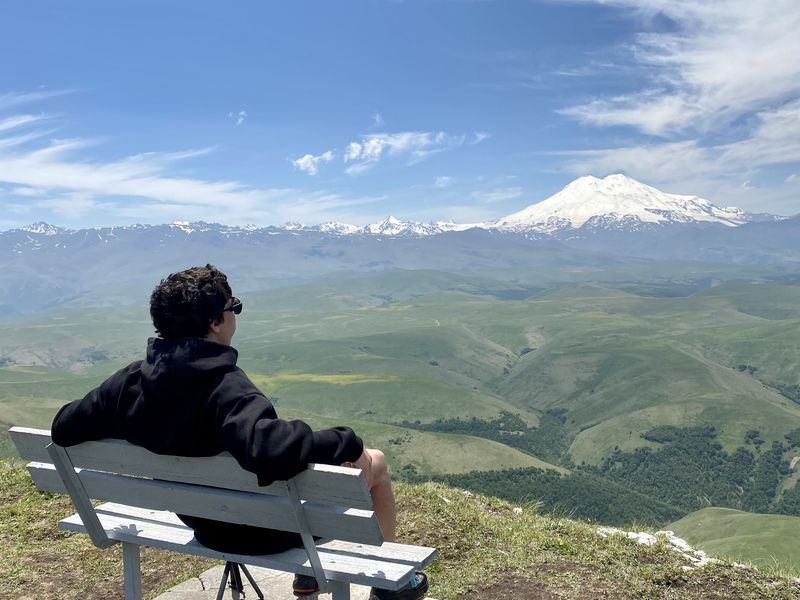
[251, 372, 403, 386]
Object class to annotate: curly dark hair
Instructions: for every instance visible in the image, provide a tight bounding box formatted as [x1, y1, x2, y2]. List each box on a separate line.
[149, 264, 233, 339]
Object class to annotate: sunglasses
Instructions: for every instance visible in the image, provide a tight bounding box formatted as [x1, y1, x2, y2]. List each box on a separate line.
[224, 297, 243, 315]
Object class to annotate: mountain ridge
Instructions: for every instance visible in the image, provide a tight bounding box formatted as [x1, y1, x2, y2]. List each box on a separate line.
[6, 174, 789, 239]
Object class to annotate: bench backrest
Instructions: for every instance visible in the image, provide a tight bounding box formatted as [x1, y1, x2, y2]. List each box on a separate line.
[10, 427, 382, 550]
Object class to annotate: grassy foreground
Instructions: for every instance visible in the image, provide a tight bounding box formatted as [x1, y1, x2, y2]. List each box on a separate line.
[2, 461, 799, 600]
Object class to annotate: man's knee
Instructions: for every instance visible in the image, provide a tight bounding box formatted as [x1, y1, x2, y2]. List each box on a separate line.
[366, 448, 390, 484]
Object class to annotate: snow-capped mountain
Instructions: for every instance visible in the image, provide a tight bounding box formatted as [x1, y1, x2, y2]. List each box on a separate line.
[317, 221, 361, 235]
[19, 221, 73, 236]
[490, 174, 754, 234]
[279, 221, 360, 235]
[358, 216, 476, 236]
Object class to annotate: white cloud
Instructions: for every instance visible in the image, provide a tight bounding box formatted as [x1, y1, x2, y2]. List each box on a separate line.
[561, 98, 800, 183]
[559, 1, 800, 136]
[471, 187, 524, 203]
[0, 91, 390, 227]
[0, 114, 46, 133]
[0, 138, 269, 209]
[0, 122, 381, 225]
[10, 186, 48, 197]
[0, 89, 75, 111]
[435, 176, 454, 188]
[472, 131, 491, 144]
[228, 110, 248, 126]
[786, 174, 798, 183]
[560, 94, 697, 136]
[343, 131, 465, 174]
[291, 150, 335, 176]
[371, 112, 384, 127]
[548, 1, 800, 214]
[344, 142, 363, 162]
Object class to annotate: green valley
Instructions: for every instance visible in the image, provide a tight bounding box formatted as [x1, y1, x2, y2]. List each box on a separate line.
[3, 267, 800, 572]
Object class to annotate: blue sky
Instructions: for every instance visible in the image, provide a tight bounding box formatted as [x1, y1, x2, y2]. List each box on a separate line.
[1, 0, 799, 229]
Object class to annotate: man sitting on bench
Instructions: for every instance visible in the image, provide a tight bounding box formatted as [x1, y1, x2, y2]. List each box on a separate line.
[51, 264, 428, 600]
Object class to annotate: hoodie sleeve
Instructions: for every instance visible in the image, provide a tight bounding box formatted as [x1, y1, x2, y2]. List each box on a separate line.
[51, 362, 141, 446]
[214, 389, 364, 486]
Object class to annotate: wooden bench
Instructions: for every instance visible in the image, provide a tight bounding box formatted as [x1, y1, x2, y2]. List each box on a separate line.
[10, 427, 437, 600]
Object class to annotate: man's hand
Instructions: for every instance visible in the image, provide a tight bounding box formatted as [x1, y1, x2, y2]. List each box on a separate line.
[344, 449, 374, 489]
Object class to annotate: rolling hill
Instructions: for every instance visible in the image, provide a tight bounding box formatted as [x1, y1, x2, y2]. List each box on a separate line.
[669, 507, 800, 574]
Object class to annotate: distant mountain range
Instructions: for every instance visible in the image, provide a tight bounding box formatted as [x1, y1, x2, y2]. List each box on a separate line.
[7, 174, 790, 243]
[1, 174, 798, 314]
[272, 175, 787, 236]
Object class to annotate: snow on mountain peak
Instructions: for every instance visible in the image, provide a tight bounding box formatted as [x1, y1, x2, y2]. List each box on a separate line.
[317, 221, 360, 235]
[360, 216, 465, 236]
[492, 174, 749, 233]
[20, 222, 69, 236]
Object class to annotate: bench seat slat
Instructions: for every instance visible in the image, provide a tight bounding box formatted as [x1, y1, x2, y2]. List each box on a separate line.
[90, 503, 437, 568]
[60, 510, 415, 591]
[28, 463, 383, 545]
[11, 427, 371, 509]
[318, 540, 438, 569]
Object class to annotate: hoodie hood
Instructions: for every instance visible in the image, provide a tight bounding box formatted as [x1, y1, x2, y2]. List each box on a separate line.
[141, 337, 239, 398]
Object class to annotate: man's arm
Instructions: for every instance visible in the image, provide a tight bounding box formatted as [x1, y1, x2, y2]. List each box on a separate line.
[214, 391, 364, 485]
[51, 362, 140, 446]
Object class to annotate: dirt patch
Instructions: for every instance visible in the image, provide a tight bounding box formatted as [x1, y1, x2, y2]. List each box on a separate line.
[461, 563, 630, 600]
[461, 576, 561, 600]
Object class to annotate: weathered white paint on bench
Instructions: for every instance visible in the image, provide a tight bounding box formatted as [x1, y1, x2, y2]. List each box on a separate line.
[11, 427, 438, 600]
[11, 426, 372, 508]
[60, 505, 422, 589]
[28, 461, 383, 544]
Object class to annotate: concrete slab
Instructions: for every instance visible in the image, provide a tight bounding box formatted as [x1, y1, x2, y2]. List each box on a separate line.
[154, 564, 373, 599]
[155, 564, 436, 600]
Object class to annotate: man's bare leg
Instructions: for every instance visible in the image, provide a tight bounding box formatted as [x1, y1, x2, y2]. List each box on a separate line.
[366, 449, 396, 542]
[348, 448, 397, 542]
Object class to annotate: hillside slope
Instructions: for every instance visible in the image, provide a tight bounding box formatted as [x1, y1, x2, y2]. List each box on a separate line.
[669, 507, 800, 574]
[2, 462, 799, 599]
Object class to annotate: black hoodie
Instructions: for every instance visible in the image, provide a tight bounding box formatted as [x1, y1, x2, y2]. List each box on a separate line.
[51, 337, 364, 553]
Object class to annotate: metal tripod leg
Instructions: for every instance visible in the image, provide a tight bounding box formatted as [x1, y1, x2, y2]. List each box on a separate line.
[238, 563, 265, 599]
[215, 562, 265, 600]
[230, 563, 244, 600]
[216, 562, 233, 600]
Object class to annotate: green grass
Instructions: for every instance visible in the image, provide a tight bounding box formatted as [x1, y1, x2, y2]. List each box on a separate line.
[3, 461, 798, 599]
[669, 507, 800, 575]
[3, 274, 800, 471]
[280, 411, 566, 475]
[251, 371, 537, 426]
[0, 461, 215, 599]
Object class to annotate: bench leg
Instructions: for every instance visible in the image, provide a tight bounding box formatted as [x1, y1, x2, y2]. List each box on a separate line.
[329, 580, 351, 600]
[122, 543, 143, 600]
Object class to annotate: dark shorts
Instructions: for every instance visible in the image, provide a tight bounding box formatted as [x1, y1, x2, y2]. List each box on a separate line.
[178, 514, 305, 555]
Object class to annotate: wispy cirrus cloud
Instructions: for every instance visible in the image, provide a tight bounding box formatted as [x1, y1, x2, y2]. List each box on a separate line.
[557, 0, 800, 136]
[434, 176, 454, 188]
[291, 150, 335, 176]
[550, 0, 800, 214]
[0, 114, 47, 132]
[228, 110, 247, 126]
[0, 97, 381, 226]
[471, 186, 524, 204]
[343, 131, 468, 174]
[562, 97, 800, 181]
[558, 98, 800, 213]
[0, 89, 76, 111]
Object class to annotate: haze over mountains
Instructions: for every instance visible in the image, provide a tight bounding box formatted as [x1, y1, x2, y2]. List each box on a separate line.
[7, 174, 790, 240]
[2, 174, 798, 314]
